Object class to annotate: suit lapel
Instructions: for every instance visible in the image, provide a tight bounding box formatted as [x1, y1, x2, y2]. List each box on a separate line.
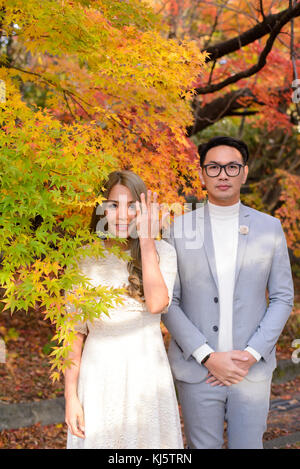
[234, 203, 251, 285]
[202, 203, 219, 290]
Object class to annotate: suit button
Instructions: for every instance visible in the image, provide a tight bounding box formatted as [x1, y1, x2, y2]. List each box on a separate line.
[214, 297, 219, 303]
[213, 325, 218, 332]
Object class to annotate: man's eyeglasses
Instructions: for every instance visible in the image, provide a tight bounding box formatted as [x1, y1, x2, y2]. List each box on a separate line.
[203, 163, 245, 178]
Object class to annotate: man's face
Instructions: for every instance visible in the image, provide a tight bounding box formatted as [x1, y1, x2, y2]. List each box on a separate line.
[199, 145, 248, 206]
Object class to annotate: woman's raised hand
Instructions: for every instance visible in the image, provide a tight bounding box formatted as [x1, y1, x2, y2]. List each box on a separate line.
[135, 190, 169, 240]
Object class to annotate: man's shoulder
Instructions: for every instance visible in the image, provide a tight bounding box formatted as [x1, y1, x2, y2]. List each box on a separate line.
[172, 203, 204, 225]
[242, 203, 281, 226]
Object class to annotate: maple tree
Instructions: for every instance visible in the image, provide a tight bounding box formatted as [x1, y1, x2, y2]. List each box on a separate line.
[0, 0, 206, 379]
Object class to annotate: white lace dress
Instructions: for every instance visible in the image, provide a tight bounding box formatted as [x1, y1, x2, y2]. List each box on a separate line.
[66, 239, 183, 449]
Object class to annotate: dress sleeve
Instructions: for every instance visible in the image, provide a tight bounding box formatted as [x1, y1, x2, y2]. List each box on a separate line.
[155, 239, 178, 313]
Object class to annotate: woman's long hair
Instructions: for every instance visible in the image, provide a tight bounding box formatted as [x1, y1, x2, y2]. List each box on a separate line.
[89, 170, 150, 303]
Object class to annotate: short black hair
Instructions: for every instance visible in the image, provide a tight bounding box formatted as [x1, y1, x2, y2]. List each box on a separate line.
[198, 136, 249, 167]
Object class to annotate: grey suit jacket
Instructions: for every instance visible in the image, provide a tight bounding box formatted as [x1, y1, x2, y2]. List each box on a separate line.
[162, 202, 294, 383]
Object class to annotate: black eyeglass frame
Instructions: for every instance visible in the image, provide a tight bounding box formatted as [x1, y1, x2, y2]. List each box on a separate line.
[202, 163, 245, 177]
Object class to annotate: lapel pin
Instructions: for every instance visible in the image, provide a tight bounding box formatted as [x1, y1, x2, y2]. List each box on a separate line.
[239, 225, 249, 235]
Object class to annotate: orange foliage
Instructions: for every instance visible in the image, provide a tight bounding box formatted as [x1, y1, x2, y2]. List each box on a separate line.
[275, 170, 300, 257]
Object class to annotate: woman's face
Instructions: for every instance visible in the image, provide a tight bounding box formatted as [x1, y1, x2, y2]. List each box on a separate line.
[104, 184, 137, 238]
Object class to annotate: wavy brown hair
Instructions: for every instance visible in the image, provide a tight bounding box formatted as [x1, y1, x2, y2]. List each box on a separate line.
[89, 170, 151, 303]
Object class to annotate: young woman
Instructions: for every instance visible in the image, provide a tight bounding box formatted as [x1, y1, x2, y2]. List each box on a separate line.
[64, 170, 183, 449]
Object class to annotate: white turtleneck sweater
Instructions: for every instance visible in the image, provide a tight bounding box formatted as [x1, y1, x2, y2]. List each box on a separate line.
[192, 200, 261, 365]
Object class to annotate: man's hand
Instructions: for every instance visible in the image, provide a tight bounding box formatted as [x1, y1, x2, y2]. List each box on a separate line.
[232, 350, 257, 371]
[204, 351, 250, 386]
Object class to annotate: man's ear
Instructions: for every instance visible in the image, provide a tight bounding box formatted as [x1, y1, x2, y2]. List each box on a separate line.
[242, 165, 249, 184]
[199, 167, 205, 186]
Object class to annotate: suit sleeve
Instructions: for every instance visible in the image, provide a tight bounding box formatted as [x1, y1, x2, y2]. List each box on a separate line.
[246, 219, 294, 361]
[161, 223, 212, 361]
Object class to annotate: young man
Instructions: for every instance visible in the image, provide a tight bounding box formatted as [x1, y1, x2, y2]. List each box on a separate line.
[162, 136, 294, 449]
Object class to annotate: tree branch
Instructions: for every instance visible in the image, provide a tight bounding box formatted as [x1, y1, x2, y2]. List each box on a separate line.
[201, 2, 300, 63]
[6, 64, 94, 119]
[187, 88, 261, 135]
[259, 0, 266, 21]
[195, 2, 300, 95]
